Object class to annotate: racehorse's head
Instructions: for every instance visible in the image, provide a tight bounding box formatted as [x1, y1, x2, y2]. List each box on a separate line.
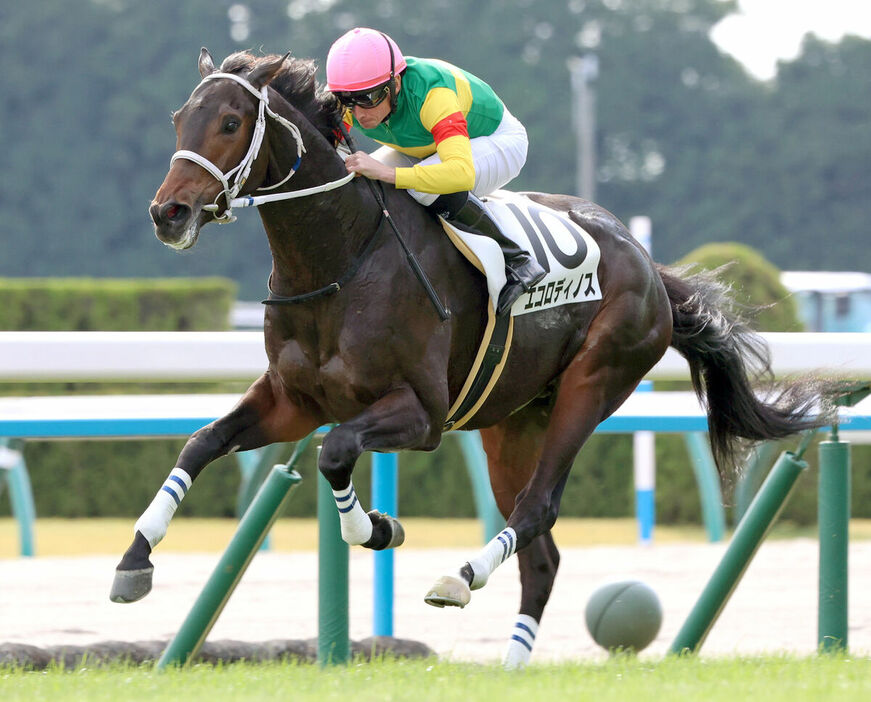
[150, 49, 287, 249]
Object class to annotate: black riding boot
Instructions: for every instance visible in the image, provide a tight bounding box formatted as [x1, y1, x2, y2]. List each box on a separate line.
[428, 192, 546, 316]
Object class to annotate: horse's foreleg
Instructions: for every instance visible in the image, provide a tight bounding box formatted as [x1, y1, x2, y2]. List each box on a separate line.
[318, 384, 435, 550]
[110, 373, 321, 603]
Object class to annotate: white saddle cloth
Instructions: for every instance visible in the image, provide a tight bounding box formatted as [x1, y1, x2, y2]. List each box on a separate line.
[440, 190, 603, 316]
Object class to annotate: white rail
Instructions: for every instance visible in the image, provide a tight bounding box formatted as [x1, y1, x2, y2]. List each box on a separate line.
[651, 332, 871, 381]
[0, 331, 870, 383]
[0, 332, 267, 382]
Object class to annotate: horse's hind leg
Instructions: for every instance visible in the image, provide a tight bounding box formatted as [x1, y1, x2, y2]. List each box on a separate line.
[426, 260, 671, 612]
[508, 531, 560, 668]
[110, 372, 321, 603]
[484, 412, 562, 669]
[429, 409, 559, 668]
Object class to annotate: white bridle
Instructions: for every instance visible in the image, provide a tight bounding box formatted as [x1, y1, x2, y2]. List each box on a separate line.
[170, 71, 354, 223]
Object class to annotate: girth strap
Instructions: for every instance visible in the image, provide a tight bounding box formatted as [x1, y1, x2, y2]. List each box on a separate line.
[443, 311, 513, 431]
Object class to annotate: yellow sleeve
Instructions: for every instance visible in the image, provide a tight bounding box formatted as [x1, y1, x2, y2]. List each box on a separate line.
[394, 86, 476, 194]
[394, 135, 475, 193]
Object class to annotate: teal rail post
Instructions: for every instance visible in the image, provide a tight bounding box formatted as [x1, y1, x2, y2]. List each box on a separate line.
[683, 432, 726, 543]
[734, 441, 781, 525]
[236, 443, 288, 514]
[156, 437, 311, 669]
[457, 431, 504, 541]
[670, 439, 812, 655]
[0, 439, 36, 557]
[318, 469, 350, 665]
[234, 443, 288, 552]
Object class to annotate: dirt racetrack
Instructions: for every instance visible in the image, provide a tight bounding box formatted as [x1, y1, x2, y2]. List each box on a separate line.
[2, 539, 870, 664]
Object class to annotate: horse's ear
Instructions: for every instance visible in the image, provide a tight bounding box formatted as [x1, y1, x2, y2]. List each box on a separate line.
[198, 48, 217, 78]
[248, 52, 290, 90]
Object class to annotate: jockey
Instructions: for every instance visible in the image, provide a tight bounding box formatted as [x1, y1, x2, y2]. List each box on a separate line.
[326, 27, 546, 316]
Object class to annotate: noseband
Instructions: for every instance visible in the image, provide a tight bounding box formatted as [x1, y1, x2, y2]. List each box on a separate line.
[170, 71, 353, 223]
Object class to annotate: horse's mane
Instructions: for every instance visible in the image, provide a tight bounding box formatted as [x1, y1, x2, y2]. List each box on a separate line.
[219, 51, 344, 145]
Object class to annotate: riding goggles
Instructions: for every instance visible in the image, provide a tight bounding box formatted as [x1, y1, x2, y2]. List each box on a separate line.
[335, 83, 391, 109]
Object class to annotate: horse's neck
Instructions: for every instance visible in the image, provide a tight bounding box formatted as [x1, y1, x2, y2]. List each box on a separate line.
[258, 126, 380, 296]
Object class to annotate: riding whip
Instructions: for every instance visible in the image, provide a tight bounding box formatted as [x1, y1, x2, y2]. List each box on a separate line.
[338, 123, 451, 322]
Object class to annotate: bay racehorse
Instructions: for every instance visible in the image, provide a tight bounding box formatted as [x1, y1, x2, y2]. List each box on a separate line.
[111, 50, 833, 667]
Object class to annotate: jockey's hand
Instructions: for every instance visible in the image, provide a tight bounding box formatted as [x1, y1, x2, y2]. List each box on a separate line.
[344, 151, 396, 184]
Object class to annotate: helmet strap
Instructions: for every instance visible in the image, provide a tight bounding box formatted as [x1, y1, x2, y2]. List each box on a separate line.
[379, 32, 398, 116]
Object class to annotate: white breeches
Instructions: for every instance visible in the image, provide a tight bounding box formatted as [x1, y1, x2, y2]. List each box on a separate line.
[372, 107, 528, 206]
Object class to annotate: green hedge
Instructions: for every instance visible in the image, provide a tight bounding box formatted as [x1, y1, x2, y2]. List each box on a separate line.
[10, 431, 871, 524]
[0, 277, 236, 331]
[13, 433, 632, 520]
[0, 277, 239, 398]
[0, 276, 241, 519]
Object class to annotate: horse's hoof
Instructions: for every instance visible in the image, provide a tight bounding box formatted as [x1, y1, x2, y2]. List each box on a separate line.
[365, 510, 405, 550]
[109, 566, 154, 603]
[424, 575, 471, 609]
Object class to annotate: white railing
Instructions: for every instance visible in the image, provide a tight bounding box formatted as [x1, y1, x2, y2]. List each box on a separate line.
[1, 331, 870, 383]
[650, 332, 871, 381]
[0, 331, 267, 382]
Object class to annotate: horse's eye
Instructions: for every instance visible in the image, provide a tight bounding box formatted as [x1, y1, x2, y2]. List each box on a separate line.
[223, 119, 240, 134]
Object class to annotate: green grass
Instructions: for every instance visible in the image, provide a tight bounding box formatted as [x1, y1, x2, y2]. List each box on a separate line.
[3, 655, 871, 702]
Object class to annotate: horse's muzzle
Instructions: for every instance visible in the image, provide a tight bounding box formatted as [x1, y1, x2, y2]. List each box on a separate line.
[150, 201, 199, 249]
[150, 201, 191, 228]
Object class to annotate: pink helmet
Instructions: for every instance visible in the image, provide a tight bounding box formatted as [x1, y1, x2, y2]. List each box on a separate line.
[326, 28, 407, 92]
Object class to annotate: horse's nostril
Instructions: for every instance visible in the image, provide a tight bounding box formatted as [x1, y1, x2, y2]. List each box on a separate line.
[158, 202, 189, 223]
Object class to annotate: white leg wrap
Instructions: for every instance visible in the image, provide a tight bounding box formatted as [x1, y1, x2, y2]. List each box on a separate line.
[503, 614, 539, 670]
[466, 527, 517, 590]
[333, 483, 373, 545]
[133, 468, 191, 549]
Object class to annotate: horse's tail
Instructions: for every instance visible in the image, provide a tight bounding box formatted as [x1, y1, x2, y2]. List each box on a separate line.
[656, 263, 836, 474]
